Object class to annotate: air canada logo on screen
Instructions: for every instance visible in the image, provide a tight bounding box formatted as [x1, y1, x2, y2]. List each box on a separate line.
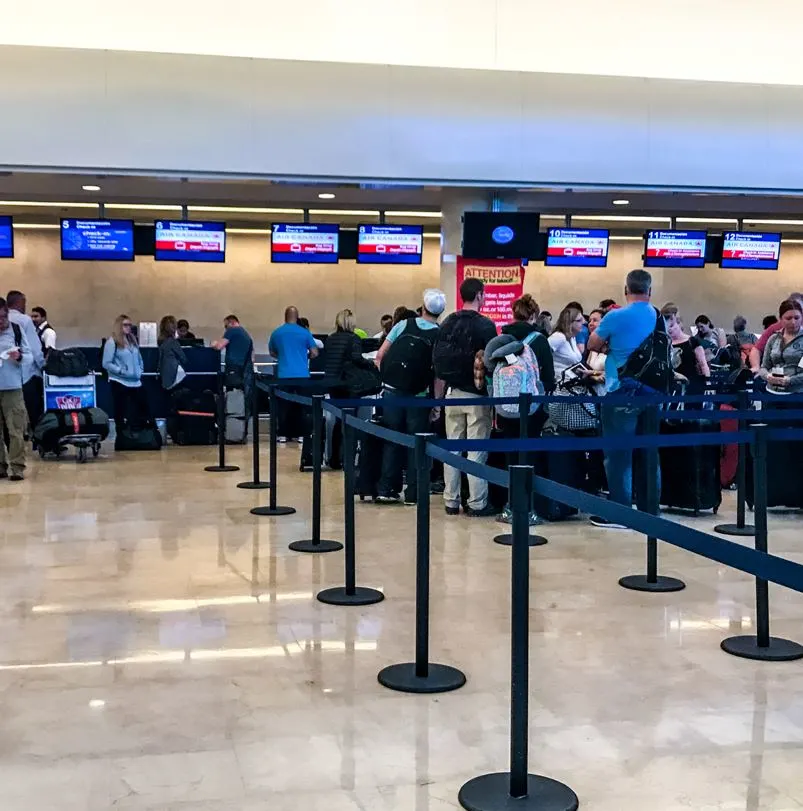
[492, 225, 515, 245]
[55, 396, 82, 410]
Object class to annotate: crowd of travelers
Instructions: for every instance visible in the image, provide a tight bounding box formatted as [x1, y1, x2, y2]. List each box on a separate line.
[2, 275, 802, 532]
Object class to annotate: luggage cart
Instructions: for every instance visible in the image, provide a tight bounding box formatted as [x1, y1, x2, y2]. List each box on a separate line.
[40, 373, 103, 463]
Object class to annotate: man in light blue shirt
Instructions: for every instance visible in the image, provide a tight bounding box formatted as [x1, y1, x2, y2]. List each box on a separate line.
[7, 291, 45, 435]
[268, 306, 319, 441]
[586, 269, 662, 528]
[0, 297, 31, 480]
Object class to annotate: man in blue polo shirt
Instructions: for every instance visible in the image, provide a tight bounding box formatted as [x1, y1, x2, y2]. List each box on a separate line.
[269, 306, 319, 442]
[586, 269, 663, 528]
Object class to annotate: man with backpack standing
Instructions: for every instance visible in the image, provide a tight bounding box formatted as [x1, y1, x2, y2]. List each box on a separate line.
[433, 278, 499, 517]
[6, 291, 45, 440]
[0, 297, 30, 481]
[585, 269, 672, 528]
[374, 288, 445, 504]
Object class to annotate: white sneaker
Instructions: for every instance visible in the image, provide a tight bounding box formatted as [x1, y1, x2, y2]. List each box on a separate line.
[590, 515, 629, 530]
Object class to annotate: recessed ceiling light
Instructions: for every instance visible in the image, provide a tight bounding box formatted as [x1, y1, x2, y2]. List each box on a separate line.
[317, 193, 336, 200]
[82, 185, 101, 192]
[612, 199, 630, 206]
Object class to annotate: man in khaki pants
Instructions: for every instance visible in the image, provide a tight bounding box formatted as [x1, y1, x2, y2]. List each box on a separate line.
[0, 297, 29, 481]
[433, 278, 498, 516]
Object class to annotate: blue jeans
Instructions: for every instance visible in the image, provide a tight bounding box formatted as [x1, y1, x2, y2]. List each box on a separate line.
[601, 397, 660, 510]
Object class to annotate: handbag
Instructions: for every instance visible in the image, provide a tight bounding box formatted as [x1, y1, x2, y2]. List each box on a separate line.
[547, 373, 599, 433]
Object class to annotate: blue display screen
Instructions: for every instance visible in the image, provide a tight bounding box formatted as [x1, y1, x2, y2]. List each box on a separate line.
[154, 220, 226, 262]
[357, 224, 423, 265]
[721, 231, 781, 270]
[61, 219, 135, 261]
[644, 230, 707, 268]
[271, 223, 339, 264]
[546, 228, 609, 267]
[0, 216, 12, 259]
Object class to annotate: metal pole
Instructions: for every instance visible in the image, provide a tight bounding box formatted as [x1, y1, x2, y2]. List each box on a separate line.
[288, 396, 342, 552]
[250, 385, 295, 516]
[317, 409, 383, 605]
[204, 360, 239, 472]
[715, 390, 755, 536]
[753, 424, 770, 648]
[509, 465, 532, 799]
[238, 372, 269, 488]
[343, 410, 357, 595]
[415, 433, 432, 678]
[721, 424, 803, 660]
[645, 405, 659, 584]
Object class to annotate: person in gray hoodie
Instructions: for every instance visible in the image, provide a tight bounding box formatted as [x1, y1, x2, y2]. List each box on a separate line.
[102, 314, 148, 430]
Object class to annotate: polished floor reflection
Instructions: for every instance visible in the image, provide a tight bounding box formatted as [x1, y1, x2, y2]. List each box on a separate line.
[1, 438, 802, 810]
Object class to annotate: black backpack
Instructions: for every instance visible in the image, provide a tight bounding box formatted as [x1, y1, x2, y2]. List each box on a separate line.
[618, 308, 674, 394]
[381, 318, 438, 394]
[433, 311, 481, 387]
[45, 347, 90, 378]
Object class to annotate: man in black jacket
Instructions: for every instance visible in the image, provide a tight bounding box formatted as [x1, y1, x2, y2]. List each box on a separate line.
[433, 278, 498, 517]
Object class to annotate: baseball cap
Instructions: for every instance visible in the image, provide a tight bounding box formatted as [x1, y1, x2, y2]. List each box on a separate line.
[423, 288, 446, 316]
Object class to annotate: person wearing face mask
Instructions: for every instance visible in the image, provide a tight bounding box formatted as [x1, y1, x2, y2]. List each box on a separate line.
[102, 313, 147, 432]
[759, 299, 803, 396]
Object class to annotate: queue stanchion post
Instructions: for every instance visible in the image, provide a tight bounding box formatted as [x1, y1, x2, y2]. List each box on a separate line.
[378, 433, 465, 693]
[715, 390, 756, 536]
[204, 362, 240, 473]
[458, 465, 579, 811]
[318, 409, 384, 606]
[721, 423, 803, 661]
[494, 392, 548, 548]
[619, 404, 686, 593]
[289, 395, 343, 553]
[237, 371, 271, 489]
[250, 385, 296, 517]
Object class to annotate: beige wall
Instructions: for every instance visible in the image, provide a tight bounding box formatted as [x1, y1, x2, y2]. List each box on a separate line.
[6, 231, 803, 349]
[5, 231, 441, 349]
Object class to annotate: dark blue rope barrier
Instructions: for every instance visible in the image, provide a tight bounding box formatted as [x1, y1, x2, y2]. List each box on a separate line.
[274, 389, 314, 407]
[328, 392, 740, 410]
[436, 431, 753, 454]
[661, 409, 803, 422]
[767, 428, 803, 442]
[526, 474, 803, 595]
[322, 400, 343, 420]
[344, 413, 417, 450]
[425, 441, 510, 490]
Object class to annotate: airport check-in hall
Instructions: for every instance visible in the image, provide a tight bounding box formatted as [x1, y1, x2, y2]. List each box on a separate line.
[1, 3, 803, 810]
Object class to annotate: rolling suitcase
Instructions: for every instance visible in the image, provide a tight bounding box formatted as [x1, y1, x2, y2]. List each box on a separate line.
[658, 418, 721, 514]
[168, 388, 218, 446]
[532, 426, 584, 521]
[224, 389, 247, 444]
[115, 420, 163, 451]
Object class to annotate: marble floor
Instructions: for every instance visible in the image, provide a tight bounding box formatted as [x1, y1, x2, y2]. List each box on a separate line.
[1, 436, 802, 810]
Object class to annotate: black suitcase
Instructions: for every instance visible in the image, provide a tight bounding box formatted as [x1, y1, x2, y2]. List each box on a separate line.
[115, 421, 163, 451]
[532, 427, 584, 521]
[34, 407, 110, 453]
[746, 437, 803, 509]
[658, 417, 721, 514]
[168, 388, 218, 446]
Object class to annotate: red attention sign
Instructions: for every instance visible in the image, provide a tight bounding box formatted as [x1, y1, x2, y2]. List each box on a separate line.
[456, 257, 525, 332]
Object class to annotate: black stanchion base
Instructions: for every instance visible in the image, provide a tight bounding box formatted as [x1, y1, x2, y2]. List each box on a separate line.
[317, 586, 384, 606]
[721, 635, 803, 662]
[204, 465, 240, 473]
[619, 574, 686, 592]
[250, 505, 296, 516]
[713, 523, 756, 537]
[288, 539, 343, 554]
[458, 773, 579, 811]
[237, 481, 272, 490]
[493, 533, 548, 547]
[377, 662, 466, 694]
